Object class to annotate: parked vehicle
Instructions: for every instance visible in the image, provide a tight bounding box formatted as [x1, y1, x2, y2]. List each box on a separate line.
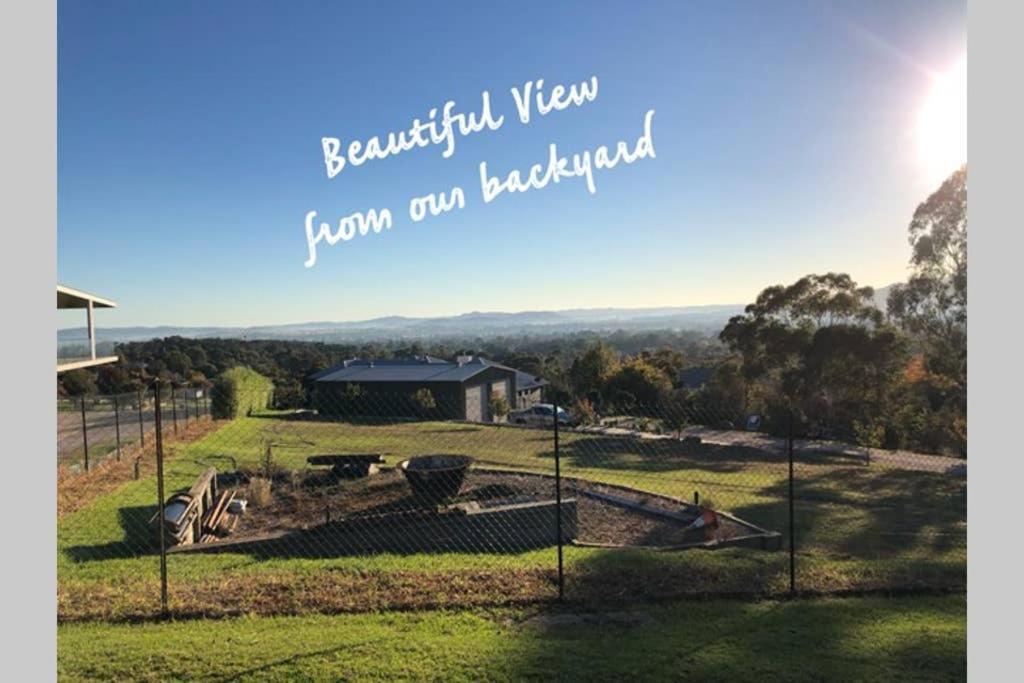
[509, 403, 574, 427]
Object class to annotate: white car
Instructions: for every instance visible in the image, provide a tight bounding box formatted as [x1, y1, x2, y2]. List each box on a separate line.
[509, 403, 574, 427]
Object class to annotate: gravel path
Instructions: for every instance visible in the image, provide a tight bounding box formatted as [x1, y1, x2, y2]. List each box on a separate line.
[573, 425, 965, 475]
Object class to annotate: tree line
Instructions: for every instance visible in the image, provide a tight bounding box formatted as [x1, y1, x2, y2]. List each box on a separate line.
[56, 328, 726, 407]
[487, 167, 967, 457]
[57, 167, 966, 456]
[713, 167, 966, 455]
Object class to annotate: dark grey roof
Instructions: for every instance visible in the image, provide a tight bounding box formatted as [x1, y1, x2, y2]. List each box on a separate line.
[515, 370, 547, 392]
[472, 357, 546, 391]
[312, 356, 516, 384]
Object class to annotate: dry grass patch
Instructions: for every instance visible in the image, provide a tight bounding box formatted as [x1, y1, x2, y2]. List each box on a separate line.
[58, 418, 226, 519]
[59, 567, 558, 622]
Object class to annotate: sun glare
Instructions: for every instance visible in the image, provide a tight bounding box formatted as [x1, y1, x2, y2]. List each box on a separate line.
[916, 57, 967, 185]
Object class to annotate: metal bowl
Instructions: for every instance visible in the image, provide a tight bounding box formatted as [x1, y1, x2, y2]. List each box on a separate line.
[398, 455, 474, 502]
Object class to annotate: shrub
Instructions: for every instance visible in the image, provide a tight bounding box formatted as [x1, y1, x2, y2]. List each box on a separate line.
[570, 397, 598, 426]
[604, 358, 672, 412]
[211, 366, 274, 419]
[412, 388, 437, 417]
[61, 369, 98, 397]
[609, 390, 637, 414]
[544, 385, 573, 409]
[661, 389, 692, 436]
[248, 477, 272, 507]
[489, 395, 510, 422]
[853, 419, 885, 449]
[273, 378, 306, 409]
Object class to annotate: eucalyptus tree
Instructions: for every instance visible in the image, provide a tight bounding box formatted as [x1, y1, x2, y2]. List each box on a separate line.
[887, 166, 967, 453]
[720, 273, 907, 436]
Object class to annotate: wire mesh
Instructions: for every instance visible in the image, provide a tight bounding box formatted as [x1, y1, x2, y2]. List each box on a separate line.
[56, 382, 966, 621]
[57, 388, 212, 474]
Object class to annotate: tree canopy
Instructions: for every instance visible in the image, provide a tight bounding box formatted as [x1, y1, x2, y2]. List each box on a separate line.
[887, 165, 967, 454]
[720, 273, 906, 438]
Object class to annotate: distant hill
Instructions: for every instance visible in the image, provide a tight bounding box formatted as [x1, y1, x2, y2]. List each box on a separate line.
[58, 304, 747, 346]
[58, 285, 901, 348]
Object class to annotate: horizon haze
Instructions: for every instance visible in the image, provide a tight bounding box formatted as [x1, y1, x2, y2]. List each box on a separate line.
[57, 285, 894, 346]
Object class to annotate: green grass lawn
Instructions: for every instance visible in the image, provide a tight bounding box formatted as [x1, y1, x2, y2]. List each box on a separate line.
[57, 594, 966, 681]
[58, 412, 966, 620]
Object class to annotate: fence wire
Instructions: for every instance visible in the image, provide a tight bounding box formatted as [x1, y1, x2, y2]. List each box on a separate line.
[56, 384, 966, 621]
[58, 388, 212, 473]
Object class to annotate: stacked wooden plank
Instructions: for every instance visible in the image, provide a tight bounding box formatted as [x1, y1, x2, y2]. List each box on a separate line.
[202, 488, 238, 538]
[153, 467, 242, 547]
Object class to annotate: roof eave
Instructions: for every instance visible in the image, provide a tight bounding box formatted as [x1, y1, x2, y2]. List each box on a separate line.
[57, 285, 117, 309]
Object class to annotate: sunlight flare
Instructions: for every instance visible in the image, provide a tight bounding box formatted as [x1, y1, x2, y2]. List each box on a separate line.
[916, 57, 967, 184]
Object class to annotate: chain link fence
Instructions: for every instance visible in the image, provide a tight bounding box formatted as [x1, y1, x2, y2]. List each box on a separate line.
[58, 387, 212, 473]
[56, 384, 966, 622]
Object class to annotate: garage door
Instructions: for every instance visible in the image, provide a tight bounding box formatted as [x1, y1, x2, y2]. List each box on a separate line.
[464, 384, 485, 422]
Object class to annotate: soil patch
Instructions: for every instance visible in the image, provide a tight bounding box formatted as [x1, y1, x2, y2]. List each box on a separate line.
[224, 468, 770, 551]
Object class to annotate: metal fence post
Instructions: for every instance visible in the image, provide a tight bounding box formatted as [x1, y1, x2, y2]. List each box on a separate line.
[154, 382, 169, 617]
[194, 391, 200, 424]
[157, 385, 164, 440]
[554, 400, 565, 602]
[80, 396, 90, 472]
[113, 394, 122, 461]
[137, 387, 145, 448]
[787, 410, 796, 595]
[171, 385, 178, 435]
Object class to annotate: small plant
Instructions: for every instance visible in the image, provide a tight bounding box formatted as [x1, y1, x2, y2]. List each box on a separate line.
[262, 442, 275, 479]
[853, 418, 885, 464]
[249, 477, 272, 507]
[696, 494, 717, 510]
[489, 395, 510, 422]
[571, 397, 598, 426]
[412, 388, 437, 416]
[661, 390, 692, 438]
[853, 419, 885, 449]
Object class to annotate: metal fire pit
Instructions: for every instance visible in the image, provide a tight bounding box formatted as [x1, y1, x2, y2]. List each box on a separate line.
[398, 455, 474, 502]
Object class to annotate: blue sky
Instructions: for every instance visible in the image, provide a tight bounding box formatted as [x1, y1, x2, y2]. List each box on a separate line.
[58, 1, 966, 327]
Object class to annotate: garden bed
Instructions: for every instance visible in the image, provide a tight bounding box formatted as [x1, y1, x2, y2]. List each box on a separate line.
[171, 468, 779, 556]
